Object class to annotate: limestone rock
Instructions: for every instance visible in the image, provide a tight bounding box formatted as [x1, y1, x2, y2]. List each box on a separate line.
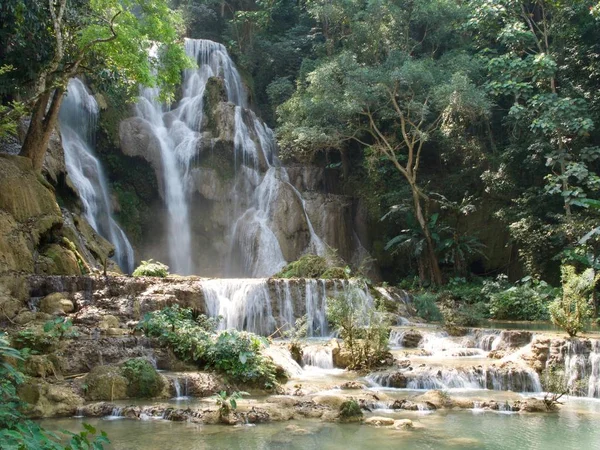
[40, 293, 74, 315]
[98, 314, 120, 329]
[365, 416, 395, 426]
[393, 419, 414, 429]
[332, 346, 352, 369]
[14, 310, 36, 325]
[400, 329, 423, 348]
[18, 380, 83, 418]
[83, 365, 128, 401]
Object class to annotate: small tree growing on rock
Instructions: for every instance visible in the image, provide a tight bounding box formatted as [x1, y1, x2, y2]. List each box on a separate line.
[549, 265, 598, 337]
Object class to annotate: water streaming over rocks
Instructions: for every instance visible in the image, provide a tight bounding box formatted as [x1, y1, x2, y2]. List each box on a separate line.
[59, 78, 134, 273]
[133, 39, 325, 276]
[563, 338, 600, 398]
[302, 346, 334, 369]
[202, 278, 373, 336]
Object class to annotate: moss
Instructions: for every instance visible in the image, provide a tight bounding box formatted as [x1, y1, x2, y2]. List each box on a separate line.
[321, 267, 350, 279]
[274, 254, 329, 278]
[199, 141, 235, 181]
[37, 243, 83, 275]
[121, 358, 164, 398]
[339, 399, 363, 421]
[83, 365, 128, 401]
[203, 76, 227, 135]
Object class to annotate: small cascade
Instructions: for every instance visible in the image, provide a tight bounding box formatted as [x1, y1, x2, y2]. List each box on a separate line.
[202, 279, 275, 335]
[367, 365, 541, 393]
[202, 278, 373, 337]
[172, 377, 189, 400]
[59, 78, 134, 273]
[389, 328, 501, 357]
[73, 407, 84, 418]
[302, 346, 334, 369]
[105, 407, 123, 420]
[563, 338, 600, 398]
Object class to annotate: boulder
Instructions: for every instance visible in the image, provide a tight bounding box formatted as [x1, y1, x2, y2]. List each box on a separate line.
[393, 419, 415, 430]
[365, 416, 395, 426]
[83, 365, 128, 401]
[39, 293, 74, 315]
[332, 346, 352, 369]
[400, 330, 423, 348]
[18, 380, 83, 418]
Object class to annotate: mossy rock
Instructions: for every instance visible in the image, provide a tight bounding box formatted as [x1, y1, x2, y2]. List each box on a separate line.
[203, 76, 227, 134]
[40, 293, 74, 315]
[37, 243, 83, 275]
[18, 379, 83, 418]
[121, 358, 165, 398]
[23, 355, 56, 378]
[321, 267, 350, 279]
[274, 254, 329, 279]
[83, 365, 128, 401]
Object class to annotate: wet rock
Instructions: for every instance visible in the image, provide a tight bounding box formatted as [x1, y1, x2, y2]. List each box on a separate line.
[400, 330, 423, 348]
[391, 399, 437, 411]
[393, 419, 414, 430]
[494, 330, 532, 350]
[339, 381, 365, 390]
[40, 293, 74, 315]
[246, 407, 270, 423]
[488, 350, 506, 359]
[18, 379, 83, 418]
[365, 416, 394, 426]
[83, 365, 128, 401]
[332, 346, 352, 369]
[285, 424, 312, 435]
[517, 398, 550, 413]
[415, 390, 453, 409]
[23, 355, 57, 378]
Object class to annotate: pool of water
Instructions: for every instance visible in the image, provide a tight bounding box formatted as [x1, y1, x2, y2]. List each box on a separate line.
[42, 397, 600, 450]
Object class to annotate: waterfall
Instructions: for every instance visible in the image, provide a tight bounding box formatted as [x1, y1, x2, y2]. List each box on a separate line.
[59, 78, 134, 273]
[302, 346, 334, 369]
[201, 278, 373, 337]
[105, 407, 123, 420]
[134, 38, 325, 276]
[172, 377, 189, 400]
[564, 338, 600, 398]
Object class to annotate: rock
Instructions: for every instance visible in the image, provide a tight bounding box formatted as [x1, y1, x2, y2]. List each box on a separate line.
[0, 284, 23, 320]
[495, 331, 532, 350]
[121, 358, 166, 398]
[365, 416, 395, 426]
[415, 390, 453, 409]
[40, 293, 74, 314]
[518, 398, 549, 413]
[339, 381, 365, 390]
[83, 365, 128, 401]
[98, 315, 120, 329]
[332, 346, 352, 369]
[312, 394, 347, 409]
[400, 330, 423, 348]
[18, 380, 83, 418]
[393, 419, 414, 430]
[488, 350, 506, 359]
[23, 355, 57, 378]
[14, 310, 36, 325]
[285, 424, 311, 435]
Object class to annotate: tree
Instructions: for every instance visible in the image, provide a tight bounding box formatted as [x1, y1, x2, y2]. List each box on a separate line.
[3, 0, 190, 172]
[549, 265, 597, 336]
[279, 52, 489, 284]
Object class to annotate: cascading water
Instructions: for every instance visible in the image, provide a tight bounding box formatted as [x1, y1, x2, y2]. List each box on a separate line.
[59, 78, 134, 273]
[563, 338, 600, 398]
[135, 39, 325, 276]
[201, 278, 373, 337]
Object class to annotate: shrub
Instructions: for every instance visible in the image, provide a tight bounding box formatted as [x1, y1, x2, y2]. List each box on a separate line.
[489, 278, 556, 321]
[212, 390, 249, 417]
[132, 259, 169, 277]
[413, 293, 443, 322]
[12, 318, 78, 354]
[327, 288, 391, 370]
[339, 399, 363, 420]
[121, 358, 164, 398]
[138, 306, 278, 388]
[549, 265, 597, 337]
[274, 254, 329, 278]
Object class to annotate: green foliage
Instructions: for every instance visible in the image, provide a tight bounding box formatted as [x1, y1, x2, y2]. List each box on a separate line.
[0, 65, 26, 140]
[339, 399, 363, 419]
[12, 318, 77, 354]
[488, 278, 557, 321]
[138, 306, 278, 388]
[132, 259, 170, 277]
[121, 358, 164, 398]
[327, 288, 391, 370]
[413, 293, 443, 322]
[0, 333, 109, 449]
[274, 254, 329, 278]
[549, 265, 597, 337]
[211, 390, 249, 417]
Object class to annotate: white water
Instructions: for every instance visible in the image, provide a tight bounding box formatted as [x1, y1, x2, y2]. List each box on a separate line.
[59, 78, 134, 273]
[302, 346, 334, 369]
[135, 39, 325, 276]
[172, 377, 189, 400]
[201, 278, 373, 337]
[564, 338, 600, 398]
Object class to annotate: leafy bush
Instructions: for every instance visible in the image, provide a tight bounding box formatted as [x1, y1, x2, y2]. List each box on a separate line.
[274, 254, 329, 278]
[0, 333, 109, 448]
[489, 278, 557, 321]
[121, 358, 164, 398]
[413, 293, 443, 321]
[212, 390, 249, 417]
[327, 288, 391, 370]
[549, 265, 596, 337]
[12, 318, 78, 354]
[138, 306, 278, 388]
[339, 399, 363, 420]
[132, 259, 169, 277]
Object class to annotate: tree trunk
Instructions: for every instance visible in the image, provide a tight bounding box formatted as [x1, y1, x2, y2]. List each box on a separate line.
[19, 87, 65, 172]
[411, 184, 443, 285]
